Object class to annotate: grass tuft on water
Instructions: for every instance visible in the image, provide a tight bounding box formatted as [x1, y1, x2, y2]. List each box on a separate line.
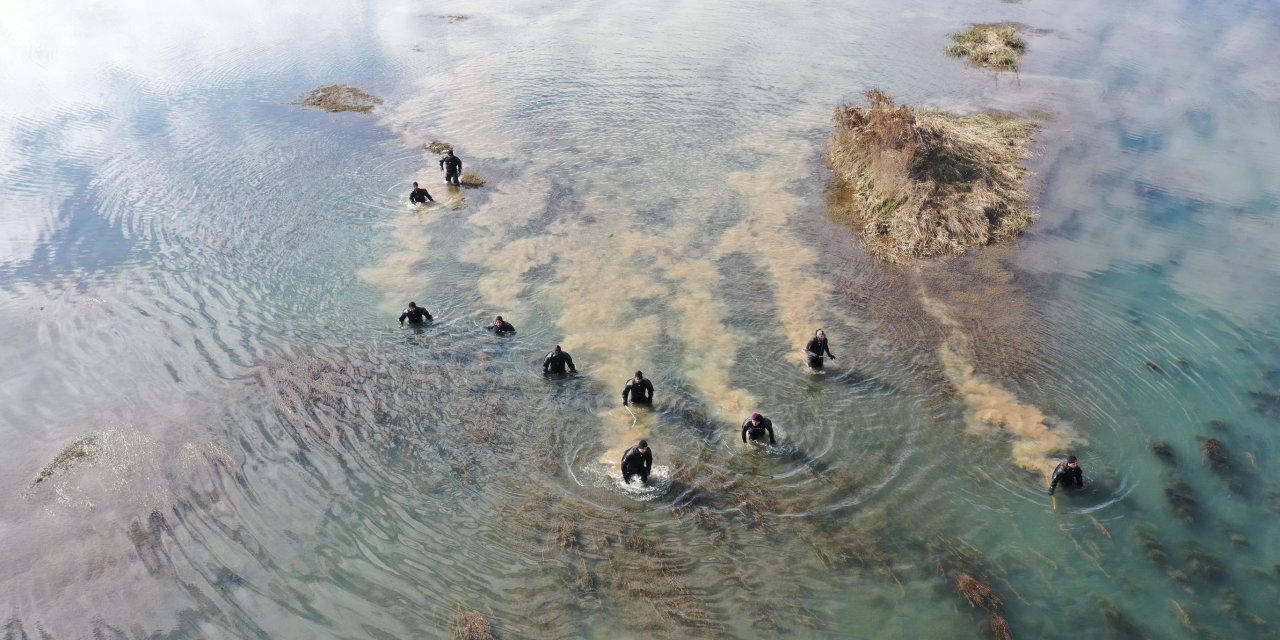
[450, 610, 494, 640]
[947, 23, 1027, 71]
[460, 172, 487, 187]
[293, 85, 383, 114]
[828, 90, 1038, 263]
[426, 140, 454, 154]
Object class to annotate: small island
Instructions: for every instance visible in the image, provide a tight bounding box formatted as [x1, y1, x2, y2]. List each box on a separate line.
[828, 90, 1038, 263]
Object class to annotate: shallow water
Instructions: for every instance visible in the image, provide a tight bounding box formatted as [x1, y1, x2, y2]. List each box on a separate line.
[2, 0, 1278, 638]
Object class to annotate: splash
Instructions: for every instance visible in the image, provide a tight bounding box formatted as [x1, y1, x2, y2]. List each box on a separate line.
[920, 289, 1084, 478]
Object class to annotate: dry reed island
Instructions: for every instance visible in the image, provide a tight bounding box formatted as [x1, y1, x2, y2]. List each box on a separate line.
[947, 23, 1027, 71]
[827, 90, 1038, 264]
[292, 84, 383, 114]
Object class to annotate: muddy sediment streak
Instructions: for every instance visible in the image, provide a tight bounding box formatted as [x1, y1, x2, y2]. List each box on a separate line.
[919, 286, 1083, 478]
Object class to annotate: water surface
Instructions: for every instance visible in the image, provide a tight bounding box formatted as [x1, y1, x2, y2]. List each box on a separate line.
[2, 0, 1278, 638]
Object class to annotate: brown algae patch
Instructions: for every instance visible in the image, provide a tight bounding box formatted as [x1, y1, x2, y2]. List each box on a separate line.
[33, 435, 100, 485]
[460, 172, 487, 187]
[292, 85, 383, 114]
[947, 23, 1027, 71]
[828, 91, 1038, 263]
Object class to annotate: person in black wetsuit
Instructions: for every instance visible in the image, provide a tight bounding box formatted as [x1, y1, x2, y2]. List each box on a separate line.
[804, 328, 836, 369]
[1048, 455, 1084, 495]
[439, 149, 462, 185]
[741, 412, 776, 445]
[543, 345, 576, 374]
[409, 181, 434, 204]
[620, 439, 653, 485]
[398, 301, 432, 326]
[487, 315, 516, 335]
[622, 371, 654, 406]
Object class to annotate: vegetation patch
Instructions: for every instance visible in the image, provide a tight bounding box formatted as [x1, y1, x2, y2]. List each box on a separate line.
[425, 140, 454, 154]
[34, 435, 99, 484]
[947, 23, 1027, 71]
[293, 85, 383, 114]
[828, 90, 1038, 263]
[450, 610, 494, 640]
[460, 172, 487, 187]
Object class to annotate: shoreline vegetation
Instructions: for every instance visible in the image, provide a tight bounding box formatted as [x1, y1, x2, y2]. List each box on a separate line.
[828, 90, 1038, 264]
[292, 85, 383, 114]
[947, 23, 1027, 71]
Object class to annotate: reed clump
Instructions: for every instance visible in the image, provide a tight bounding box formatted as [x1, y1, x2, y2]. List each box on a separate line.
[947, 24, 1027, 71]
[450, 609, 494, 640]
[460, 172, 487, 187]
[293, 85, 383, 114]
[426, 140, 453, 154]
[828, 90, 1038, 263]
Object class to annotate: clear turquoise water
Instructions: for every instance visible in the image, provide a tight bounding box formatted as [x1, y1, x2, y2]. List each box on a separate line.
[1, 0, 1277, 638]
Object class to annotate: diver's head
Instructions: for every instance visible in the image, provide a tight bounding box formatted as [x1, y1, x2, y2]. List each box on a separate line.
[412, 181, 419, 188]
[407, 302, 417, 309]
[553, 345, 562, 353]
[495, 315, 503, 323]
[1067, 455, 1079, 468]
[751, 412, 762, 424]
[638, 439, 648, 452]
[815, 329, 825, 338]
[634, 370, 644, 381]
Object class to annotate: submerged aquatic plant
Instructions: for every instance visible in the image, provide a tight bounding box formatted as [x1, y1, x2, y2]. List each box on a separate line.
[1163, 481, 1198, 524]
[1181, 542, 1224, 581]
[1149, 439, 1178, 467]
[954, 574, 1013, 640]
[1134, 524, 1167, 564]
[292, 85, 383, 114]
[551, 515, 577, 551]
[947, 23, 1027, 71]
[1096, 599, 1144, 639]
[1200, 438, 1230, 473]
[828, 91, 1038, 263]
[460, 172, 487, 187]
